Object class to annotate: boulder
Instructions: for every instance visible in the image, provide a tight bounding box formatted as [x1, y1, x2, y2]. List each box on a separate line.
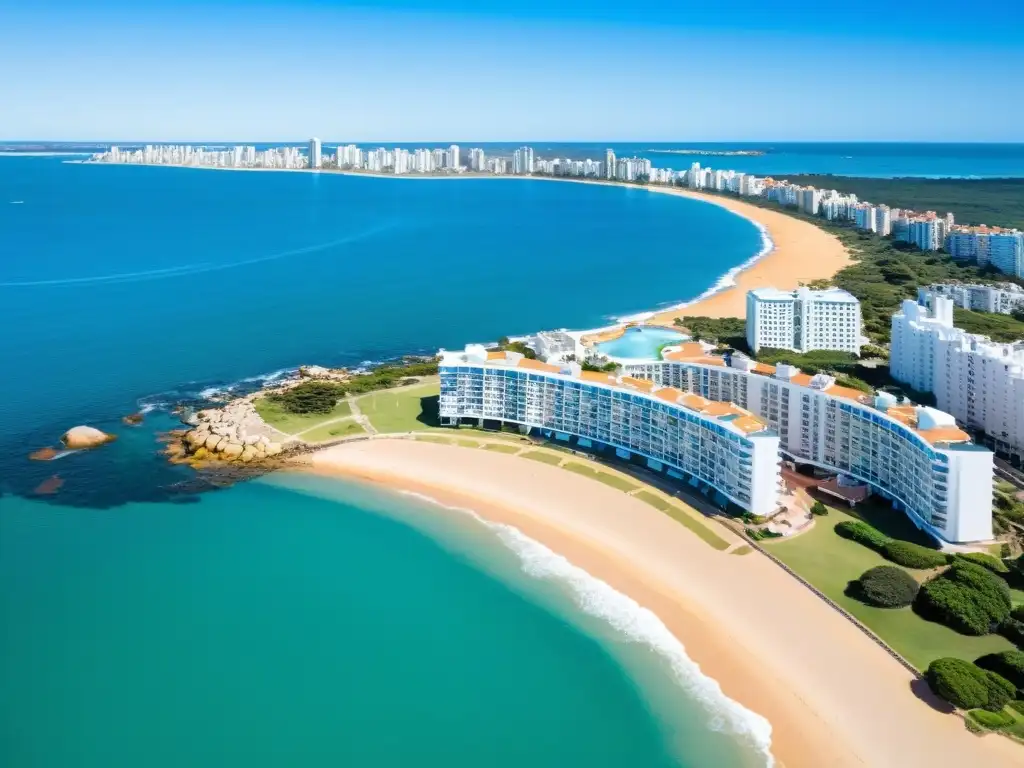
[240, 445, 259, 462]
[61, 426, 115, 449]
[264, 442, 283, 457]
[243, 434, 261, 446]
[220, 442, 244, 459]
[192, 447, 209, 460]
[204, 434, 222, 451]
[185, 429, 208, 449]
[122, 412, 144, 426]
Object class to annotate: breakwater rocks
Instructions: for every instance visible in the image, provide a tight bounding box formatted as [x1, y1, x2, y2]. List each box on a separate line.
[177, 399, 287, 464]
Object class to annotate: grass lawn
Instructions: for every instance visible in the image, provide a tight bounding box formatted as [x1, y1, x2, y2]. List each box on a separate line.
[632, 489, 731, 551]
[481, 442, 522, 454]
[563, 462, 639, 492]
[299, 419, 366, 443]
[357, 382, 439, 433]
[521, 450, 564, 465]
[763, 504, 1015, 671]
[254, 397, 352, 435]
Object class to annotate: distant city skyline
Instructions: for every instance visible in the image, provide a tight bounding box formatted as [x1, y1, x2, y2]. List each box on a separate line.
[3, 1, 1022, 142]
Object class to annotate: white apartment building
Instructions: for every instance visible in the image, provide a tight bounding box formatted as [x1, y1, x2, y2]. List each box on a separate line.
[624, 346, 994, 543]
[513, 146, 534, 175]
[308, 137, 322, 169]
[604, 149, 615, 179]
[439, 345, 783, 516]
[746, 287, 862, 355]
[892, 297, 1024, 465]
[946, 227, 1023, 276]
[919, 283, 1024, 316]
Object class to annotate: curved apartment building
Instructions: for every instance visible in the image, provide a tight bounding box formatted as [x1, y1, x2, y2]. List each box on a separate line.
[624, 344, 993, 544]
[439, 345, 783, 516]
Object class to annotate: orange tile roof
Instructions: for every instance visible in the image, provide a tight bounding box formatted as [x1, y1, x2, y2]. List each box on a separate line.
[579, 370, 617, 385]
[915, 426, 971, 445]
[787, 372, 814, 387]
[733, 415, 766, 434]
[753, 362, 776, 375]
[621, 376, 655, 392]
[516, 358, 561, 373]
[825, 384, 871, 404]
[486, 350, 507, 360]
[653, 386, 686, 404]
[702, 401, 740, 417]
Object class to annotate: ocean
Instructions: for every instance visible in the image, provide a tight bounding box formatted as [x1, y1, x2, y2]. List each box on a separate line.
[0, 155, 770, 767]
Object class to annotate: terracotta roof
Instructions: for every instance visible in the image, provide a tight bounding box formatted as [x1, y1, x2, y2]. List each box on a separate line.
[653, 386, 686, 404]
[621, 376, 655, 392]
[486, 350, 507, 361]
[733, 415, 767, 434]
[579, 370, 617, 385]
[915, 426, 971, 445]
[752, 362, 776, 375]
[516, 358, 561, 373]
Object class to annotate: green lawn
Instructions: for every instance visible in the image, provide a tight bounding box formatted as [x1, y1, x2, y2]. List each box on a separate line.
[563, 462, 639, 492]
[763, 504, 1015, 671]
[299, 419, 366, 443]
[253, 396, 352, 435]
[521, 450, 564, 465]
[356, 382, 439, 433]
[632, 489, 731, 551]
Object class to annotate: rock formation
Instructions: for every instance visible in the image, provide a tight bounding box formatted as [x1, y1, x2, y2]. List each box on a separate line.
[178, 397, 287, 465]
[61, 426, 116, 449]
[122, 412, 144, 426]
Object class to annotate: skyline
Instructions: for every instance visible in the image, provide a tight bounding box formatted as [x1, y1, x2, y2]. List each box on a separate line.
[3, 1, 1023, 142]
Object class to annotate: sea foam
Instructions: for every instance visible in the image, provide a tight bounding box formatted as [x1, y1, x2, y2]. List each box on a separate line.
[396, 489, 775, 766]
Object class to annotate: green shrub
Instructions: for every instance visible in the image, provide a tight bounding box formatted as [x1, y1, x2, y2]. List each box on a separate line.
[1011, 700, 1024, 717]
[810, 500, 828, 516]
[975, 650, 1024, 694]
[955, 552, 1010, 574]
[268, 381, 344, 414]
[855, 565, 920, 608]
[926, 658, 1016, 712]
[926, 658, 990, 709]
[882, 540, 950, 569]
[1012, 605, 1024, 622]
[834, 520, 890, 551]
[968, 709, 1014, 730]
[915, 561, 1012, 635]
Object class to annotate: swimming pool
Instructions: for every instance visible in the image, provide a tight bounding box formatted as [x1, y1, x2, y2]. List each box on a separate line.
[594, 326, 688, 361]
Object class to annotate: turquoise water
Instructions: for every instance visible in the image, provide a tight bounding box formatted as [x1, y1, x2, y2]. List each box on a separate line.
[596, 326, 688, 360]
[0, 156, 776, 766]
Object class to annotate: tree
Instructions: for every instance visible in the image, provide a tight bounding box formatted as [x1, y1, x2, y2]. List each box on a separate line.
[810, 500, 828, 516]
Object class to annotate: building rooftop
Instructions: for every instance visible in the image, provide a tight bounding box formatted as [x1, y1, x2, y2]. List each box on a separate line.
[748, 286, 859, 303]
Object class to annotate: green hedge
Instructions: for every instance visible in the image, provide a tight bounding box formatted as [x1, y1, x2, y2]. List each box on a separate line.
[926, 658, 1016, 712]
[834, 520, 890, 551]
[882, 540, 950, 570]
[915, 561, 1012, 635]
[975, 650, 1024, 694]
[855, 565, 920, 608]
[1000, 617, 1024, 646]
[955, 552, 1010, 574]
[1012, 605, 1024, 622]
[969, 709, 1015, 730]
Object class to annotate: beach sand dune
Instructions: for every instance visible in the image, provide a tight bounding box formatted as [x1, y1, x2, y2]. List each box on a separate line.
[304, 439, 1021, 768]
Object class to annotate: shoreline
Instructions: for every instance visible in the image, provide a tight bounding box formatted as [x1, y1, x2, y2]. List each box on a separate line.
[299, 439, 1022, 768]
[77, 160, 850, 321]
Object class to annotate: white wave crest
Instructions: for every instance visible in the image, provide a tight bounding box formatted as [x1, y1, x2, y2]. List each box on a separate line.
[395, 489, 775, 765]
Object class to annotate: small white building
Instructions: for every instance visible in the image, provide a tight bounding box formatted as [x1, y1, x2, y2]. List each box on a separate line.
[746, 287, 862, 355]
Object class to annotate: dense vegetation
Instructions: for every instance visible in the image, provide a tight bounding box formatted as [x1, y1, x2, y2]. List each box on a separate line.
[952, 308, 1024, 344]
[835, 519, 891, 551]
[493, 337, 537, 359]
[976, 650, 1024, 696]
[267, 360, 438, 414]
[853, 565, 920, 608]
[671, 316, 745, 346]
[926, 657, 1016, 711]
[916, 561, 1013, 636]
[955, 552, 1011, 574]
[783, 176, 1024, 231]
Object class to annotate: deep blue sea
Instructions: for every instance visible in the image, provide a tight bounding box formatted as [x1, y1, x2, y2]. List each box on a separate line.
[0, 156, 771, 768]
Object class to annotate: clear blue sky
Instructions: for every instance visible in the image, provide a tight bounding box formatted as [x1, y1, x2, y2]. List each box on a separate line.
[3, 0, 1022, 142]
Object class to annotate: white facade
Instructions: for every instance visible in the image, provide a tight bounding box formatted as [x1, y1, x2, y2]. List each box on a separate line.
[308, 137, 322, 169]
[746, 287, 862, 355]
[624, 351, 993, 543]
[892, 298, 1024, 465]
[919, 283, 1024, 316]
[439, 345, 783, 516]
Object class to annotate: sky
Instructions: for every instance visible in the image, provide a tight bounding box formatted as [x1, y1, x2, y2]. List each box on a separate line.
[2, 0, 1023, 142]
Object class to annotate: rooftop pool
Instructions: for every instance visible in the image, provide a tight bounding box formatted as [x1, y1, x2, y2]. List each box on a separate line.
[594, 326, 688, 361]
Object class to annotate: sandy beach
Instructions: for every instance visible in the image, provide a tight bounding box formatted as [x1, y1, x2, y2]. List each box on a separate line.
[303, 439, 1021, 768]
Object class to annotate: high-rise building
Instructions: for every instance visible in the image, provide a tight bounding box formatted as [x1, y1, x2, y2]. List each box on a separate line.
[604, 149, 615, 179]
[891, 297, 1024, 466]
[746, 287, 862, 355]
[447, 145, 460, 170]
[308, 137, 322, 169]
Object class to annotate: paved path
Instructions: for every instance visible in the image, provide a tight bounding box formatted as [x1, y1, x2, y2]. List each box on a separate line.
[348, 396, 377, 436]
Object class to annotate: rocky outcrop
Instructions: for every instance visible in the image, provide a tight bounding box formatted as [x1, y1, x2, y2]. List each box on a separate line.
[298, 365, 350, 382]
[61, 426, 116, 449]
[122, 412, 144, 426]
[177, 398, 287, 465]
